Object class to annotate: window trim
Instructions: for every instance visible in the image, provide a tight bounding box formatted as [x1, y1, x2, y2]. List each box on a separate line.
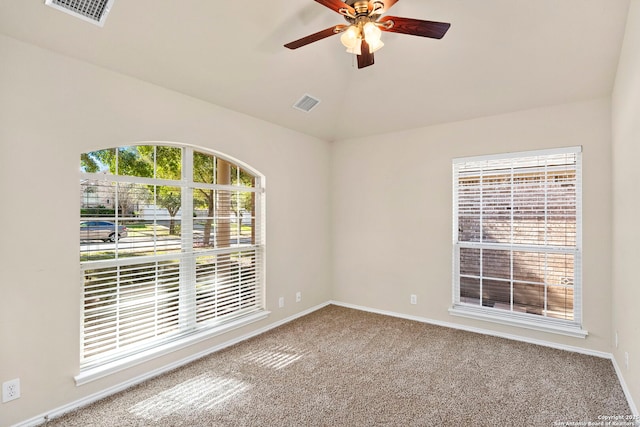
[448, 306, 587, 338]
[450, 146, 586, 338]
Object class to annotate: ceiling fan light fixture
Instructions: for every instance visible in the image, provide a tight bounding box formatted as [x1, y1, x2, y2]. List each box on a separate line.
[367, 38, 384, 53]
[340, 25, 360, 50]
[363, 22, 384, 52]
[345, 39, 362, 55]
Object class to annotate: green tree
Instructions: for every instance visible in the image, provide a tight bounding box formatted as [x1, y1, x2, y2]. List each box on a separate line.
[193, 151, 216, 247]
[157, 187, 181, 234]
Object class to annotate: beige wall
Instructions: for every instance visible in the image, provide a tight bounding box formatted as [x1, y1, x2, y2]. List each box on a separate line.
[0, 35, 332, 426]
[3, 10, 639, 421]
[612, 0, 640, 412]
[331, 98, 613, 352]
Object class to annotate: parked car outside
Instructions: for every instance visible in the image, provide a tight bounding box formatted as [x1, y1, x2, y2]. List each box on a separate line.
[80, 221, 128, 242]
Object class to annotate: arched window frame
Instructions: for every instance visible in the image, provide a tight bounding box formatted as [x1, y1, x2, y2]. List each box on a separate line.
[77, 143, 266, 384]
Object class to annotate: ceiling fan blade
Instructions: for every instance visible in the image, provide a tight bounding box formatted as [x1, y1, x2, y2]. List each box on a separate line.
[379, 16, 451, 39]
[284, 25, 347, 49]
[314, 0, 355, 16]
[357, 40, 375, 69]
[374, 0, 400, 13]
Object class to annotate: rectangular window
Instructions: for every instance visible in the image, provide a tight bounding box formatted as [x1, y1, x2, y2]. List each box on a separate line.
[450, 147, 584, 337]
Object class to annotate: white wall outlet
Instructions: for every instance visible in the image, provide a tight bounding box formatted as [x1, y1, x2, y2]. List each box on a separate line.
[296, 292, 301, 303]
[2, 378, 21, 403]
[278, 297, 284, 308]
[625, 352, 629, 369]
[410, 294, 417, 305]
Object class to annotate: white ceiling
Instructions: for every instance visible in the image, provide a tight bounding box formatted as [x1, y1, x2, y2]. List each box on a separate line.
[0, 0, 631, 141]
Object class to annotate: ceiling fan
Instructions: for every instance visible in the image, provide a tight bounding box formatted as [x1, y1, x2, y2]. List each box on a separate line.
[284, 0, 451, 69]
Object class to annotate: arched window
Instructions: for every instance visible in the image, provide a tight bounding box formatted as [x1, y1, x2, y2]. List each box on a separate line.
[79, 144, 265, 375]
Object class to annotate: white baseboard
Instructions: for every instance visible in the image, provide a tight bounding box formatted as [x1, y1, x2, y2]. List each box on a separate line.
[330, 300, 639, 418]
[330, 300, 610, 357]
[12, 300, 637, 426]
[12, 302, 330, 427]
[611, 354, 640, 420]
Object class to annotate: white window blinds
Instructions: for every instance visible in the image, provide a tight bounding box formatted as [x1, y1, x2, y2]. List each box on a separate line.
[452, 147, 582, 331]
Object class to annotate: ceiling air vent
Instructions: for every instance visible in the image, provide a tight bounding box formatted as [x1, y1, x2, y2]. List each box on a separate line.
[293, 94, 321, 113]
[45, 0, 115, 27]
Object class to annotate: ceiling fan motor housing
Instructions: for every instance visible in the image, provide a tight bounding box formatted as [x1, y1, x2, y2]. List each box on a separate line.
[353, 1, 370, 14]
[344, 1, 384, 19]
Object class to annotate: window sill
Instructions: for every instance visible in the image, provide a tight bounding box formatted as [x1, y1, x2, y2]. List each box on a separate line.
[449, 305, 588, 339]
[75, 310, 270, 386]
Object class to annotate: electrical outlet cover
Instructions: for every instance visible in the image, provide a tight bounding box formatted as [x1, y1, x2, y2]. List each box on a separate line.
[2, 378, 21, 403]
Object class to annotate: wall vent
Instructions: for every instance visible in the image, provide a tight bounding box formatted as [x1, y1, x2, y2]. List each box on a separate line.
[292, 94, 321, 113]
[45, 0, 115, 27]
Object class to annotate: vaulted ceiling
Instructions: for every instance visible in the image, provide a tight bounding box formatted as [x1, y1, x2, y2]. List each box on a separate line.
[0, 0, 630, 141]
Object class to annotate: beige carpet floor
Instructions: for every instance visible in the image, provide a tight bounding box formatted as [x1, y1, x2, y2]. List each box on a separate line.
[46, 305, 631, 426]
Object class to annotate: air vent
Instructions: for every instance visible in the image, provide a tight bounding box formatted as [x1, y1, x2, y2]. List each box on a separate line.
[45, 0, 115, 27]
[292, 94, 321, 113]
